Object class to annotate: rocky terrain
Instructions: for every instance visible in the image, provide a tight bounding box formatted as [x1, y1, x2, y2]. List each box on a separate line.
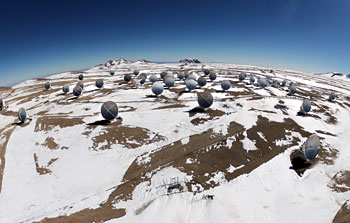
[0, 59, 349, 223]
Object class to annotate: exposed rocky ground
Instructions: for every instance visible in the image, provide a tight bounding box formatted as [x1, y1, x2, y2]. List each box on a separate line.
[0, 59, 349, 223]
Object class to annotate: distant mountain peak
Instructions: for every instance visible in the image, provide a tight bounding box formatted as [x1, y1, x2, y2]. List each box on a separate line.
[136, 59, 151, 63]
[99, 58, 132, 67]
[179, 58, 201, 63]
[94, 58, 153, 70]
[114, 58, 132, 64]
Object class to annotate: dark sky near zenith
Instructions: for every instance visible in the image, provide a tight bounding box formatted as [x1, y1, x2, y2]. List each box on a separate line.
[0, 0, 349, 85]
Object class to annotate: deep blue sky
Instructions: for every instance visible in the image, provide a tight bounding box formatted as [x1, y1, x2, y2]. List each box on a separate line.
[1, 0, 349, 86]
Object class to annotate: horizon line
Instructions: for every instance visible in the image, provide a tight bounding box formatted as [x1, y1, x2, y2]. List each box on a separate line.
[3, 59, 341, 88]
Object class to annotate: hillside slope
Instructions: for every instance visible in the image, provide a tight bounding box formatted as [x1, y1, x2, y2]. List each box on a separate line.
[0, 61, 349, 223]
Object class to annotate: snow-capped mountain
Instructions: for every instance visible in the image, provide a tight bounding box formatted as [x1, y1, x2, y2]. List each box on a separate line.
[105, 58, 132, 66]
[136, 59, 151, 63]
[0, 61, 349, 223]
[93, 58, 153, 71]
[179, 58, 201, 63]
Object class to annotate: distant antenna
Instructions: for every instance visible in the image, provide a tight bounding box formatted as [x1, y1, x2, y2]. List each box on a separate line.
[186, 79, 197, 91]
[62, 84, 69, 94]
[238, 73, 246, 82]
[267, 76, 273, 84]
[272, 80, 280, 88]
[184, 72, 189, 79]
[197, 76, 207, 87]
[134, 79, 141, 88]
[249, 76, 255, 84]
[152, 82, 164, 95]
[124, 74, 132, 82]
[165, 77, 175, 88]
[149, 74, 157, 83]
[177, 72, 185, 80]
[44, 82, 51, 90]
[258, 78, 268, 88]
[329, 92, 336, 101]
[139, 73, 147, 83]
[188, 74, 196, 81]
[289, 84, 297, 95]
[209, 72, 217, 81]
[73, 85, 82, 97]
[221, 80, 231, 91]
[160, 71, 168, 80]
[95, 79, 104, 89]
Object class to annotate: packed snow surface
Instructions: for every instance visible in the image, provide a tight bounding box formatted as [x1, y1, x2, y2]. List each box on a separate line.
[0, 59, 349, 222]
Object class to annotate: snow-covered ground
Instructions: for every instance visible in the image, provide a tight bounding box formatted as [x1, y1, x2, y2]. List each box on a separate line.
[0, 58, 349, 222]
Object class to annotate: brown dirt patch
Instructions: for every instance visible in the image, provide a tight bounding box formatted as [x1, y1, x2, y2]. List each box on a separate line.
[326, 116, 338, 125]
[329, 171, 350, 193]
[317, 143, 339, 165]
[111, 121, 245, 203]
[34, 153, 58, 175]
[37, 207, 126, 223]
[316, 130, 337, 137]
[85, 120, 165, 150]
[47, 121, 244, 222]
[153, 104, 187, 110]
[312, 104, 338, 125]
[35, 116, 84, 132]
[296, 89, 322, 101]
[248, 108, 277, 114]
[119, 105, 136, 112]
[333, 200, 350, 223]
[0, 87, 11, 91]
[0, 110, 17, 117]
[343, 102, 350, 108]
[102, 115, 310, 209]
[247, 116, 311, 177]
[35, 78, 50, 81]
[190, 108, 226, 125]
[247, 95, 265, 101]
[247, 115, 311, 146]
[42, 137, 59, 150]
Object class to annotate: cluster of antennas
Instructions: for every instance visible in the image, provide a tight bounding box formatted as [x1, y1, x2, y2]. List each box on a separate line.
[119, 69, 217, 115]
[5, 67, 339, 170]
[9, 68, 338, 127]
